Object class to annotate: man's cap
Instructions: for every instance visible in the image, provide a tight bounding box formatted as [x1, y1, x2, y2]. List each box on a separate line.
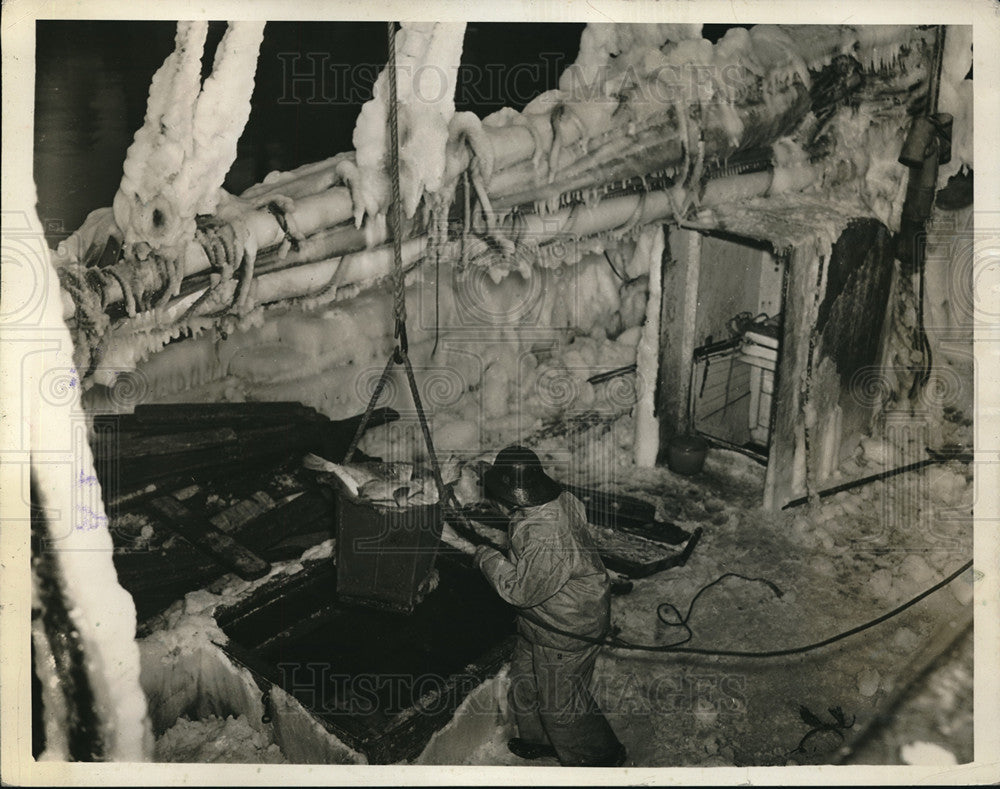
[483, 445, 562, 508]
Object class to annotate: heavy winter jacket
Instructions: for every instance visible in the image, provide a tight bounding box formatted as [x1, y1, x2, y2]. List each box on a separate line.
[475, 491, 611, 651]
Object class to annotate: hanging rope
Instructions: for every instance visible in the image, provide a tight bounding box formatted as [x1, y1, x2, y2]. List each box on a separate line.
[385, 20, 408, 354]
[340, 22, 482, 544]
[342, 352, 397, 462]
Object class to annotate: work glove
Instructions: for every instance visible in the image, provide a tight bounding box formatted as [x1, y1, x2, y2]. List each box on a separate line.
[440, 522, 477, 554]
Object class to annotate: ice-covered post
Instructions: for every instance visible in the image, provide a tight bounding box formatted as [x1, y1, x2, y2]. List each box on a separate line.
[3, 191, 152, 761]
[633, 225, 665, 466]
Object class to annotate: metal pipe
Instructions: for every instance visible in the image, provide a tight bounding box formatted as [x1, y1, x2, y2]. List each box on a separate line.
[779, 450, 969, 510]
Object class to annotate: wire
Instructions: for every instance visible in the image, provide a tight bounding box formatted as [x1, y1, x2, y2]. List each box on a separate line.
[651, 572, 785, 650]
[603, 250, 627, 282]
[518, 559, 973, 658]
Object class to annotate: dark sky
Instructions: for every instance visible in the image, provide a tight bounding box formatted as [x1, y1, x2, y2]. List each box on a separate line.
[33, 20, 587, 244]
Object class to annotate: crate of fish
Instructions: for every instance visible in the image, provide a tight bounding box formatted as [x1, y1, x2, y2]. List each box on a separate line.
[313, 456, 444, 613]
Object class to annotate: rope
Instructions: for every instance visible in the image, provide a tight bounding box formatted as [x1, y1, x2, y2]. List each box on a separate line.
[337, 22, 483, 545]
[57, 264, 112, 375]
[602, 250, 627, 283]
[386, 21, 408, 353]
[342, 352, 397, 463]
[104, 265, 137, 317]
[401, 352, 464, 516]
[179, 224, 248, 323]
[153, 255, 178, 308]
[267, 201, 300, 253]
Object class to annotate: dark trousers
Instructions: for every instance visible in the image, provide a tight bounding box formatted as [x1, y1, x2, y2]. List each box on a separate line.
[508, 634, 622, 766]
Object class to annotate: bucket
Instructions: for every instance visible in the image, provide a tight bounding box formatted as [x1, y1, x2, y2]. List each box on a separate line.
[666, 434, 709, 476]
[335, 492, 442, 613]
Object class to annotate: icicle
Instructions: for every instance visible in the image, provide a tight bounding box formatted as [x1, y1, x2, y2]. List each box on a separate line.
[114, 22, 266, 259]
[352, 23, 467, 225]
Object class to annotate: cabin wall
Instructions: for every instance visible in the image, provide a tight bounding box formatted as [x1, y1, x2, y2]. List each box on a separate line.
[659, 218, 904, 509]
[808, 219, 896, 484]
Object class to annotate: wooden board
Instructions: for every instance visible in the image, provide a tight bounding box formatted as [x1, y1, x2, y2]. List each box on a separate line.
[95, 405, 400, 494]
[563, 484, 690, 546]
[148, 496, 271, 581]
[114, 486, 336, 621]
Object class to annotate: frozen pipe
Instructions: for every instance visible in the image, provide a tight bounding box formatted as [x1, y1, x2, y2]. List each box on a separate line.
[511, 188, 678, 242]
[241, 21, 880, 212]
[239, 152, 355, 203]
[61, 188, 357, 319]
[243, 189, 676, 304]
[488, 125, 679, 207]
[701, 171, 775, 205]
[64, 19, 917, 323]
[274, 188, 357, 237]
[65, 74, 813, 321]
[253, 220, 385, 275]
[61, 72, 820, 323]
[238, 122, 536, 209]
[251, 68, 807, 216]
[63, 160, 793, 326]
[71, 187, 679, 324]
[234, 109, 618, 244]
[200, 75, 810, 271]
[231, 118, 534, 225]
[491, 81, 811, 210]
[174, 236, 428, 317]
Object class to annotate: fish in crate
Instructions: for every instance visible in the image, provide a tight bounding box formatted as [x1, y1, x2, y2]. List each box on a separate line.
[304, 454, 445, 613]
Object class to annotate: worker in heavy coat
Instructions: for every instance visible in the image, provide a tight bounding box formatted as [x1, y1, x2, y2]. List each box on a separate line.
[473, 445, 626, 767]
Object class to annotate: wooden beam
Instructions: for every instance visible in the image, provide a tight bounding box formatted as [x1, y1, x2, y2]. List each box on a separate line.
[148, 496, 271, 580]
[656, 227, 702, 461]
[764, 244, 820, 510]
